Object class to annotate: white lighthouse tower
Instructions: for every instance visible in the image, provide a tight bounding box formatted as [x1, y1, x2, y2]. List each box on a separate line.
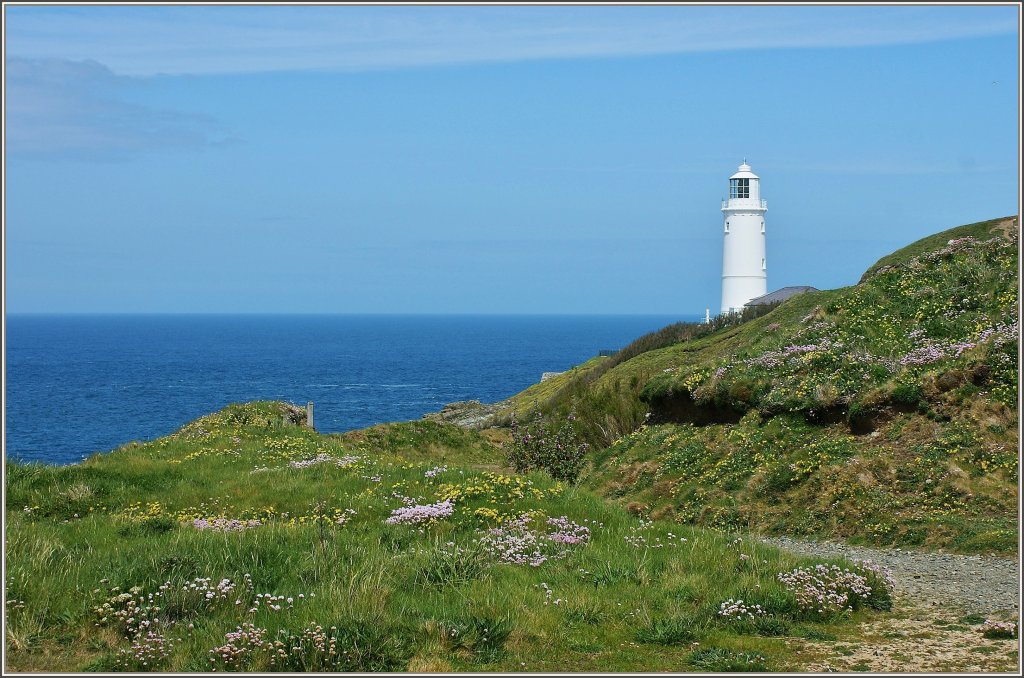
[720, 161, 767, 314]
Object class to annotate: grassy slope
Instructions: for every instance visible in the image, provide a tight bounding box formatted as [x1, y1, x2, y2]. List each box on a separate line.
[859, 216, 1017, 282]
[493, 356, 608, 421]
[6, 403, 890, 673]
[502, 217, 1020, 553]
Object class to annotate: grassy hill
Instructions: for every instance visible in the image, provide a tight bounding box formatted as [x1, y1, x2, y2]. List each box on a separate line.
[498, 216, 1019, 553]
[6, 403, 896, 672]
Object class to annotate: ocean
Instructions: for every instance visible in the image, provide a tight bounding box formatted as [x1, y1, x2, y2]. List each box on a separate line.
[4, 314, 694, 465]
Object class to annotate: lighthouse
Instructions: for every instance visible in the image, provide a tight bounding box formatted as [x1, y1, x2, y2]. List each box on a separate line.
[721, 161, 767, 314]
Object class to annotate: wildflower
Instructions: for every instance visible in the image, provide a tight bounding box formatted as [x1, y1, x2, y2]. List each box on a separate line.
[424, 465, 448, 479]
[384, 500, 454, 525]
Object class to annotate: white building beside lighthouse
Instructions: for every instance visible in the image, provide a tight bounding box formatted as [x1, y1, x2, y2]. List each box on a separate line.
[721, 161, 767, 314]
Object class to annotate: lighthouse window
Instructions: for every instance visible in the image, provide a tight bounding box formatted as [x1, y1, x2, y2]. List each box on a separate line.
[729, 178, 750, 199]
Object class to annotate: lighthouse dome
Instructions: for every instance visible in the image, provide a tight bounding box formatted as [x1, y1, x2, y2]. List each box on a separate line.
[730, 162, 759, 180]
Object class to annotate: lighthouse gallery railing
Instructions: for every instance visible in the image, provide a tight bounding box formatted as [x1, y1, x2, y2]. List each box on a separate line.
[722, 199, 768, 209]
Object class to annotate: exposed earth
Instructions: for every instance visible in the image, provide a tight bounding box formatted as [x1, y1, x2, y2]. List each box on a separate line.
[759, 535, 1020, 672]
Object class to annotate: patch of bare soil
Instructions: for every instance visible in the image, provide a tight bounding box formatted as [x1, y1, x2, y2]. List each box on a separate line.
[992, 216, 1019, 240]
[794, 604, 1019, 673]
[760, 536, 1020, 673]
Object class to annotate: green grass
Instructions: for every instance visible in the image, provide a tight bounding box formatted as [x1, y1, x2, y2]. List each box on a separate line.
[496, 216, 1019, 552]
[5, 402, 888, 672]
[859, 215, 1017, 281]
[6, 216, 1019, 670]
[493, 355, 609, 422]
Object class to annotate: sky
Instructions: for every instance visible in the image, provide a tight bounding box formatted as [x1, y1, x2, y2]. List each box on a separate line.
[3, 4, 1020, 314]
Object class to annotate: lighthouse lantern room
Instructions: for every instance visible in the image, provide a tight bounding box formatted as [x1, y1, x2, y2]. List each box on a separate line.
[720, 161, 768, 314]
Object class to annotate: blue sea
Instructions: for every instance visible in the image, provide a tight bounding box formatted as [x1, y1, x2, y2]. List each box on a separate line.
[4, 314, 694, 466]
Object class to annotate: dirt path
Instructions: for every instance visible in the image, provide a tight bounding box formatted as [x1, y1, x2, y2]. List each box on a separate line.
[757, 536, 1020, 672]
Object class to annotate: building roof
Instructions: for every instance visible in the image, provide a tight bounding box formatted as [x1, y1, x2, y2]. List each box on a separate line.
[730, 161, 759, 180]
[745, 286, 818, 306]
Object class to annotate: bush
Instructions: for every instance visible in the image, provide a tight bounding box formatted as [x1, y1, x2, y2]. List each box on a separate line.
[505, 411, 589, 481]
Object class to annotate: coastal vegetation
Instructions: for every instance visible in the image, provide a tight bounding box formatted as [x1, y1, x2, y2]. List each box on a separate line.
[4, 216, 1018, 672]
[499, 216, 1019, 553]
[7, 403, 894, 672]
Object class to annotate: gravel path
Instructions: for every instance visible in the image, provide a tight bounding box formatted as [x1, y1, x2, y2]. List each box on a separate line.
[757, 536, 1020, 615]
[756, 536, 1020, 672]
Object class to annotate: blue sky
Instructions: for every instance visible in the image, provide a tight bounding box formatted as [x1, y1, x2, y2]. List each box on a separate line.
[4, 4, 1020, 314]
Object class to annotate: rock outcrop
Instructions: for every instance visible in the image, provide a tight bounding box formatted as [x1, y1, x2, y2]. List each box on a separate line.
[422, 400, 502, 430]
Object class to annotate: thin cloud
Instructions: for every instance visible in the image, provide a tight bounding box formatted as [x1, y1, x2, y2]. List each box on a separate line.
[5, 57, 235, 159]
[4, 5, 1017, 76]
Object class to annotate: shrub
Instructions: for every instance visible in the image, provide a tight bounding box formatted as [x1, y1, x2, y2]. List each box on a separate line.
[505, 411, 589, 481]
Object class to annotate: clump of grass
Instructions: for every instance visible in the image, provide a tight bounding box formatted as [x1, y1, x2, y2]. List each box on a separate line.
[117, 515, 177, 537]
[436, 614, 514, 663]
[689, 647, 770, 671]
[274, 619, 415, 671]
[414, 540, 487, 588]
[727, 614, 792, 637]
[634, 614, 707, 645]
[562, 600, 608, 625]
[797, 626, 838, 641]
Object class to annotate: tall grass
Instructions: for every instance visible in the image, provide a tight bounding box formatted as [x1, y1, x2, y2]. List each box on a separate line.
[494, 303, 784, 448]
[4, 403, 889, 672]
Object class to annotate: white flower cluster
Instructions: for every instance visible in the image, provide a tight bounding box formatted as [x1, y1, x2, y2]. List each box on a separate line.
[777, 564, 872, 615]
[246, 591, 311, 614]
[717, 598, 766, 620]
